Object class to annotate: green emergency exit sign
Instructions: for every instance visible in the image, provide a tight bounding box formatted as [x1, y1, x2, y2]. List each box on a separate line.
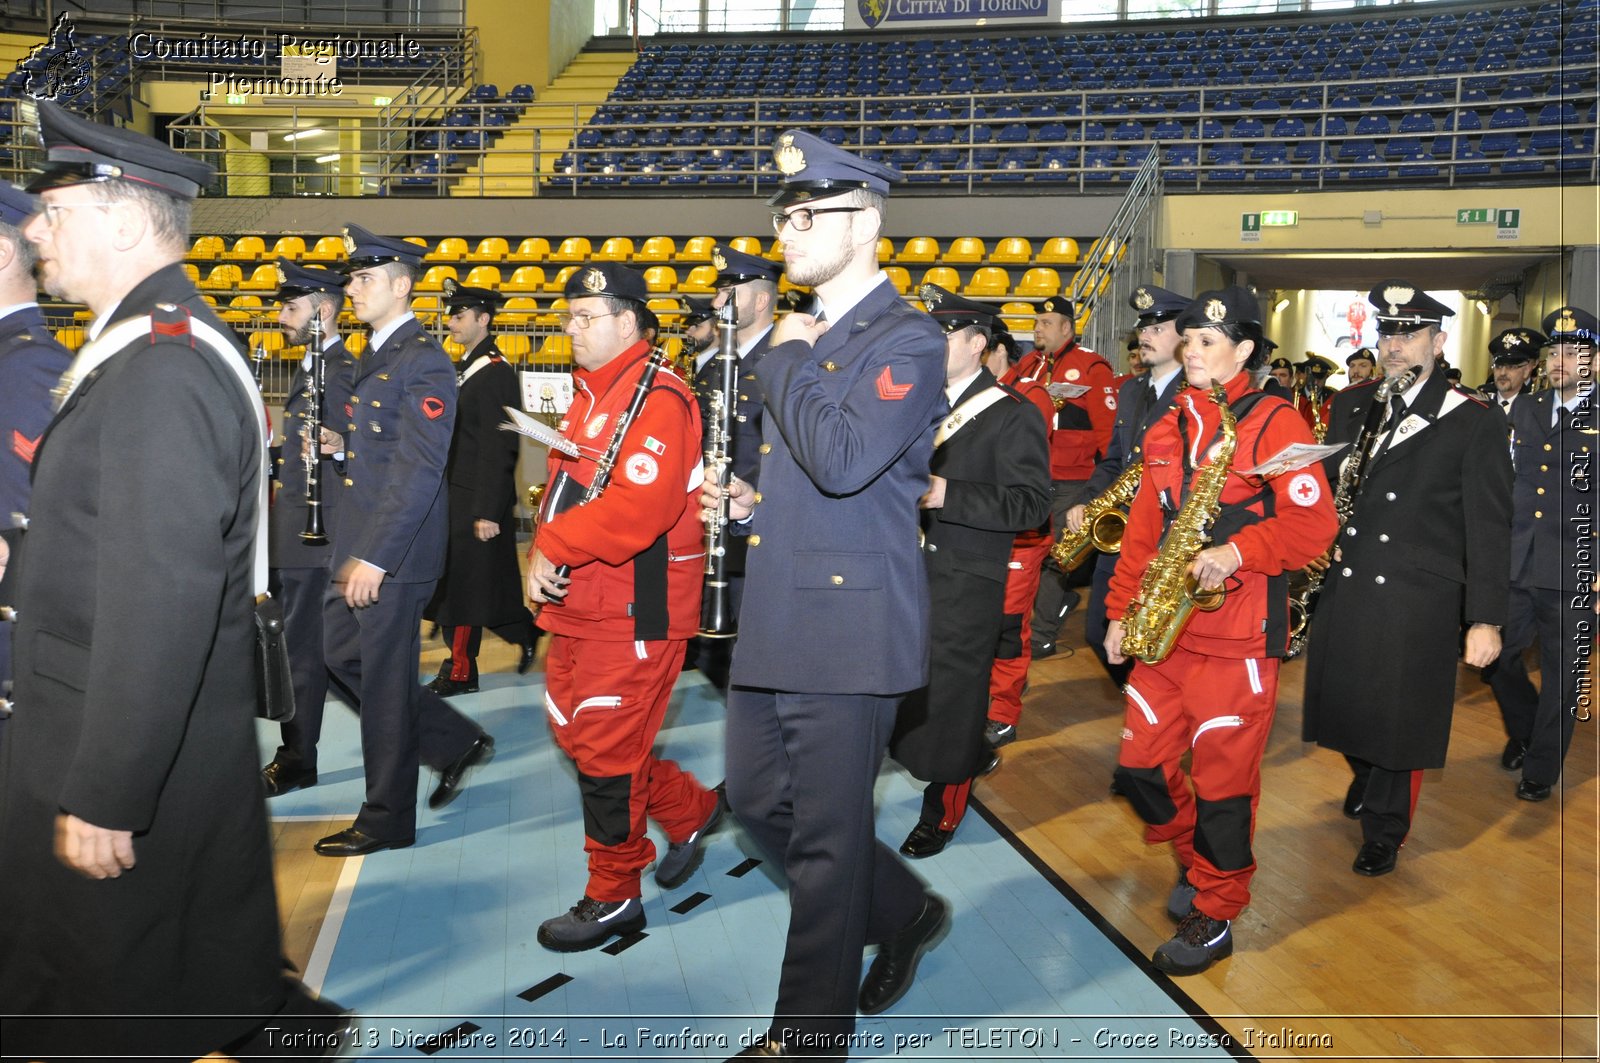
[1457, 208, 1492, 224]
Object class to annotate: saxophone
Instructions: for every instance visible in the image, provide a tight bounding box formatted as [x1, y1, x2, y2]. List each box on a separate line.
[1285, 364, 1421, 657]
[1051, 460, 1142, 571]
[1120, 384, 1235, 665]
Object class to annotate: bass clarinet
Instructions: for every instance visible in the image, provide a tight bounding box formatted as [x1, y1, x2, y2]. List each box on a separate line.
[698, 298, 738, 638]
[1285, 364, 1421, 657]
[300, 311, 329, 545]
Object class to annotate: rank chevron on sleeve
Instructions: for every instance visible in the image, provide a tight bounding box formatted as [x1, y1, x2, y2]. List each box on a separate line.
[875, 365, 913, 401]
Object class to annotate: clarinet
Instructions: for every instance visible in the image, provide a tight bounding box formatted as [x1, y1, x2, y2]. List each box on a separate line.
[299, 312, 329, 545]
[698, 299, 738, 639]
[546, 347, 671, 594]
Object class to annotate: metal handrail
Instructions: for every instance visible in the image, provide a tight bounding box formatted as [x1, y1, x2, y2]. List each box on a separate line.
[1066, 148, 1162, 360]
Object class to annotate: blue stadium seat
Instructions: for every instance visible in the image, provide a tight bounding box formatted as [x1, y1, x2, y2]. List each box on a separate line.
[1399, 112, 1438, 134]
[1398, 152, 1441, 179]
[1499, 145, 1546, 174]
[1354, 113, 1392, 136]
[1273, 116, 1308, 138]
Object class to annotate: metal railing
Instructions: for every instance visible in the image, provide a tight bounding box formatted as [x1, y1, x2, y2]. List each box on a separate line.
[1066, 148, 1162, 358]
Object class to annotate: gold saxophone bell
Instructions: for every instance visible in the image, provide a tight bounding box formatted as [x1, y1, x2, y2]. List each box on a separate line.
[1186, 573, 1226, 612]
[1088, 509, 1128, 553]
[526, 482, 545, 516]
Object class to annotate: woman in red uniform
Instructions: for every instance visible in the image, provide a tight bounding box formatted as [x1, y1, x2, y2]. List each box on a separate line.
[1103, 287, 1337, 975]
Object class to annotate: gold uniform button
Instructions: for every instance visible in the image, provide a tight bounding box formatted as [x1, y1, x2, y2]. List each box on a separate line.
[378, 373, 390, 380]
[1541, 465, 1549, 472]
[759, 443, 772, 454]
[831, 574, 844, 585]
[272, 480, 283, 490]
[748, 534, 761, 546]
[753, 492, 763, 504]
[351, 395, 360, 403]
[1535, 510, 1543, 518]
[371, 400, 382, 408]
[1537, 487, 1546, 495]
[822, 361, 839, 372]
[344, 477, 354, 487]
[1544, 443, 1553, 451]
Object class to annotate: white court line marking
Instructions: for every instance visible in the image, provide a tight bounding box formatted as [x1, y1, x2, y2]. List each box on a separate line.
[271, 815, 363, 995]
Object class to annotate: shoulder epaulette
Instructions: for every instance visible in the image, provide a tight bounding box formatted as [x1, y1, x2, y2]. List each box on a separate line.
[150, 302, 194, 345]
[1453, 385, 1491, 407]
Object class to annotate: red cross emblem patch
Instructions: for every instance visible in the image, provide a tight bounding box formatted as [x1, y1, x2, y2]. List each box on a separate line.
[1288, 472, 1321, 507]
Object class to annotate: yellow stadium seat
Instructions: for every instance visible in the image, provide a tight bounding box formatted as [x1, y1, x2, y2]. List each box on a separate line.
[345, 332, 368, 356]
[945, 237, 986, 265]
[991, 237, 1033, 264]
[919, 266, 960, 291]
[898, 236, 940, 264]
[549, 237, 591, 264]
[1000, 301, 1035, 332]
[466, 237, 508, 263]
[303, 236, 344, 264]
[538, 335, 572, 361]
[1015, 267, 1061, 297]
[679, 265, 717, 294]
[182, 263, 200, 285]
[595, 236, 634, 261]
[635, 236, 678, 262]
[496, 334, 531, 361]
[678, 236, 713, 263]
[443, 338, 466, 358]
[877, 237, 894, 263]
[415, 266, 457, 293]
[643, 265, 677, 293]
[463, 265, 503, 289]
[503, 266, 545, 292]
[249, 329, 284, 356]
[424, 237, 467, 263]
[764, 238, 784, 262]
[404, 236, 429, 248]
[727, 236, 762, 256]
[410, 295, 443, 324]
[224, 236, 265, 262]
[1086, 237, 1127, 266]
[268, 236, 306, 261]
[189, 235, 223, 261]
[648, 296, 682, 328]
[536, 297, 568, 327]
[508, 237, 550, 264]
[660, 336, 683, 361]
[963, 267, 1010, 297]
[240, 264, 277, 291]
[219, 294, 263, 323]
[544, 265, 580, 293]
[1038, 237, 1080, 264]
[884, 266, 911, 294]
[54, 326, 86, 351]
[495, 296, 540, 326]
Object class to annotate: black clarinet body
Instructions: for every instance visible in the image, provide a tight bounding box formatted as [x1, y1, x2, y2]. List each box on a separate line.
[698, 298, 738, 638]
[299, 313, 328, 545]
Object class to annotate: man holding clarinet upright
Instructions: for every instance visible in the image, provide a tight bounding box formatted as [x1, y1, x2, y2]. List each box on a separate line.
[526, 263, 721, 952]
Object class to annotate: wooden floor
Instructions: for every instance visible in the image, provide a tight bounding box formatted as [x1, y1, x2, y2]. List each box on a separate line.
[984, 608, 1600, 1062]
[268, 618, 1600, 1061]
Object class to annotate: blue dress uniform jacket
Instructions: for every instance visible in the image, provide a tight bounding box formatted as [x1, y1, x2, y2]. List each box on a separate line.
[892, 371, 1051, 782]
[331, 315, 455, 583]
[1303, 371, 1512, 769]
[0, 264, 284, 1054]
[1086, 370, 1184, 496]
[268, 339, 353, 569]
[0, 304, 71, 691]
[732, 279, 948, 695]
[426, 337, 529, 626]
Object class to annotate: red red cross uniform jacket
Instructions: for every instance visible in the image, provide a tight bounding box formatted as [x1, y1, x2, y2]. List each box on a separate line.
[1106, 373, 1337, 657]
[1043, 341, 1117, 481]
[534, 341, 704, 640]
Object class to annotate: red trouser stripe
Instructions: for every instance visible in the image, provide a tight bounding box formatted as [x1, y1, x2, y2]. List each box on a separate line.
[449, 625, 477, 681]
[939, 778, 973, 832]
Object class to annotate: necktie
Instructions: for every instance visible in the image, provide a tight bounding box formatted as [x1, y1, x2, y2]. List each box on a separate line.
[1375, 395, 1407, 457]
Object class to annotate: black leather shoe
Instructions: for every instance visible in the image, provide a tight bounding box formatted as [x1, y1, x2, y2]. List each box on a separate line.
[1516, 778, 1552, 802]
[1342, 777, 1365, 820]
[1501, 739, 1528, 772]
[858, 893, 949, 1015]
[429, 733, 494, 810]
[899, 821, 953, 859]
[427, 674, 479, 697]
[314, 827, 414, 857]
[261, 759, 317, 798]
[517, 642, 537, 675]
[1352, 840, 1398, 877]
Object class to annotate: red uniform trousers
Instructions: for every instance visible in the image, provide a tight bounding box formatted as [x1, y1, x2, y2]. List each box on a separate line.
[1116, 645, 1278, 920]
[987, 532, 1053, 727]
[542, 634, 718, 902]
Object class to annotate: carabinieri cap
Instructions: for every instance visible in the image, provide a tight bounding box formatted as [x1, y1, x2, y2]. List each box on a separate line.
[919, 282, 999, 334]
[1488, 326, 1545, 365]
[1368, 280, 1454, 335]
[28, 100, 215, 199]
[442, 277, 503, 316]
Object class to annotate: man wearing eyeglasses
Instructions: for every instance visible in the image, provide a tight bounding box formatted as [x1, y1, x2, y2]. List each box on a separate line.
[709, 131, 949, 1060]
[525, 262, 721, 952]
[0, 103, 345, 1059]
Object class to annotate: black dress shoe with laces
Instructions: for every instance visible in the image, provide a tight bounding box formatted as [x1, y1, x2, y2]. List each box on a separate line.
[898, 820, 953, 859]
[314, 827, 414, 857]
[517, 642, 537, 674]
[1501, 738, 1528, 772]
[858, 893, 949, 1015]
[1352, 840, 1398, 877]
[429, 733, 494, 809]
[1516, 778, 1552, 802]
[261, 759, 317, 797]
[1342, 777, 1365, 820]
[426, 674, 478, 697]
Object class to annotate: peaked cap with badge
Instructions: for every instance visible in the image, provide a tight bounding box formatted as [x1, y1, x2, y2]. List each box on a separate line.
[1489, 326, 1546, 365]
[562, 261, 650, 304]
[441, 277, 503, 316]
[1175, 286, 1262, 330]
[1035, 295, 1075, 319]
[712, 244, 780, 288]
[681, 294, 716, 327]
[767, 129, 904, 208]
[27, 100, 215, 199]
[1368, 280, 1454, 335]
[1128, 284, 1188, 326]
[920, 283, 999, 334]
[1346, 347, 1376, 368]
[1541, 305, 1598, 347]
[1303, 353, 1340, 378]
[275, 257, 347, 300]
[343, 223, 425, 271]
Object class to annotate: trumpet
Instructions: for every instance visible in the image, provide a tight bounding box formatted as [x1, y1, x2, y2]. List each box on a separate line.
[1051, 461, 1141, 571]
